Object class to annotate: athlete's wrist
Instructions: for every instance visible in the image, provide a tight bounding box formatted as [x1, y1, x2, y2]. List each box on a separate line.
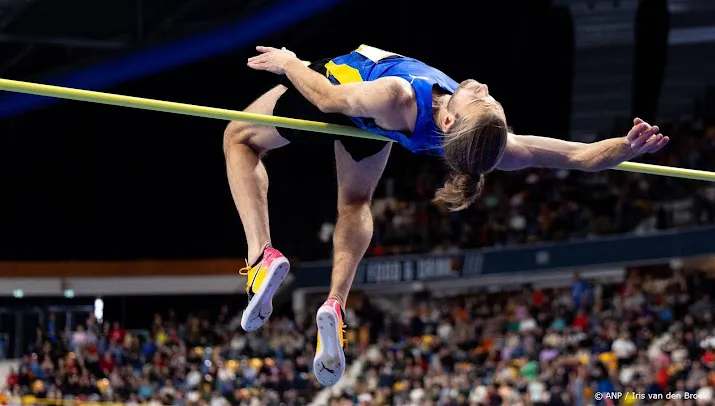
[281, 58, 305, 74]
[607, 136, 640, 167]
[621, 135, 642, 159]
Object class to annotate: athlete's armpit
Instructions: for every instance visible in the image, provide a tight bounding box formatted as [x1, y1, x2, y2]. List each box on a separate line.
[322, 77, 416, 125]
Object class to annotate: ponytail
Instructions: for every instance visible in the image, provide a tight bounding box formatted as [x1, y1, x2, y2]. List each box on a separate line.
[432, 172, 485, 211]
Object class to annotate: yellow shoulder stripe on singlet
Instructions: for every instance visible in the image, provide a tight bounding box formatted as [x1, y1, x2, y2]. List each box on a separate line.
[325, 61, 363, 84]
[325, 45, 402, 85]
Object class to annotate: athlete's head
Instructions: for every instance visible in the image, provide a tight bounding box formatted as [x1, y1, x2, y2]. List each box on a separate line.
[433, 79, 508, 211]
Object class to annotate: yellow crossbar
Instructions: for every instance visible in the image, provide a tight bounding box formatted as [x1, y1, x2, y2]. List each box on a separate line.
[1, 78, 713, 182]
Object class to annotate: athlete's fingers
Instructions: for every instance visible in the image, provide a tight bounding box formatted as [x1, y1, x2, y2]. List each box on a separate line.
[633, 117, 645, 126]
[626, 122, 650, 143]
[626, 122, 649, 142]
[642, 125, 659, 140]
[248, 53, 270, 62]
[647, 135, 669, 153]
[630, 125, 659, 150]
[642, 132, 663, 148]
[256, 46, 279, 53]
[642, 128, 660, 148]
[247, 60, 267, 70]
[658, 136, 670, 149]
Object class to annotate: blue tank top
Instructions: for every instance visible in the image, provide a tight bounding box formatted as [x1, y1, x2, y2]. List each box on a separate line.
[324, 45, 459, 156]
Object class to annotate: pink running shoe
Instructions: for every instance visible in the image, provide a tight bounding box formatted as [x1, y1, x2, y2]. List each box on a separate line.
[239, 247, 290, 332]
[313, 298, 348, 386]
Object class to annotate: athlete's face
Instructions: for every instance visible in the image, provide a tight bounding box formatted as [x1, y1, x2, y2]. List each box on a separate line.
[440, 79, 505, 132]
[448, 79, 494, 115]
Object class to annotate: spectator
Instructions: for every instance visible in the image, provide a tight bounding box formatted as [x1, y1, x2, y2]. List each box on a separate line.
[612, 332, 638, 366]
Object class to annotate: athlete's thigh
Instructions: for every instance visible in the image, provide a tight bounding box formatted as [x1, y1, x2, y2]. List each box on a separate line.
[225, 85, 290, 152]
[334, 140, 392, 204]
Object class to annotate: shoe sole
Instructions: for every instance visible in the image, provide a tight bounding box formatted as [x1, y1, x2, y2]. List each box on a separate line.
[240, 256, 290, 332]
[313, 306, 346, 387]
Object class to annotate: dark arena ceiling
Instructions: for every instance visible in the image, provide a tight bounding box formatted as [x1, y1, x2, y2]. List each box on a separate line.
[0, 0, 282, 79]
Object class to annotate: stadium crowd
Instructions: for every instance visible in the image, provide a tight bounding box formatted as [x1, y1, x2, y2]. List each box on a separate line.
[328, 267, 715, 406]
[2, 308, 355, 405]
[4, 266, 715, 406]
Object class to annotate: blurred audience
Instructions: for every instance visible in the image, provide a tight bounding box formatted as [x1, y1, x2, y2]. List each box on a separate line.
[328, 267, 715, 406]
[2, 306, 368, 405]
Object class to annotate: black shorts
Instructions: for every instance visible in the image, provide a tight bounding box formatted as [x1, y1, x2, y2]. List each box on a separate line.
[271, 58, 389, 162]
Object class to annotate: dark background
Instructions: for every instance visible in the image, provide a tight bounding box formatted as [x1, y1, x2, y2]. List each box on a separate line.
[0, 0, 669, 262]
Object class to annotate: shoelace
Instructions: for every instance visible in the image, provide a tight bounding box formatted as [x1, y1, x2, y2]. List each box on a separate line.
[316, 322, 348, 349]
[340, 322, 348, 348]
[238, 263, 251, 294]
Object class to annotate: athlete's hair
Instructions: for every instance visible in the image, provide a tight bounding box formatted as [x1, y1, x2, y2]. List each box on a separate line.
[433, 99, 508, 211]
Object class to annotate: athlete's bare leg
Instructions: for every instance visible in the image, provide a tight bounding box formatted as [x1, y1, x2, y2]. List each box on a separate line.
[328, 141, 392, 306]
[313, 140, 391, 386]
[223, 85, 290, 264]
[225, 85, 297, 332]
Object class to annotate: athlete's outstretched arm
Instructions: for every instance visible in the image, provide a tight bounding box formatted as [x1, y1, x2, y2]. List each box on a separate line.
[496, 118, 669, 172]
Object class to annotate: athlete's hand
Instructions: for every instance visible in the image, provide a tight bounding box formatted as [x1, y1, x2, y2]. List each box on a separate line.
[247, 46, 299, 75]
[625, 117, 669, 154]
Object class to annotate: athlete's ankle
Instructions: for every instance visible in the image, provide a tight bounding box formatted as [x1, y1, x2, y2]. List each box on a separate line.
[326, 294, 346, 311]
[247, 243, 272, 267]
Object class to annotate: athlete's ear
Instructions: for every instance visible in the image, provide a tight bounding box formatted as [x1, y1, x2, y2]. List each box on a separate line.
[441, 113, 456, 132]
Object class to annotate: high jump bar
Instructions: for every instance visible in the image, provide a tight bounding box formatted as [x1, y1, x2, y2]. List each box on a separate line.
[0, 78, 713, 182]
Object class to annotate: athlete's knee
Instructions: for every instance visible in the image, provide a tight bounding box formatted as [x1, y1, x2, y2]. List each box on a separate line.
[223, 121, 260, 155]
[334, 142, 389, 209]
[337, 190, 373, 214]
[338, 170, 380, 206]
[223, 121, 246, 147]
